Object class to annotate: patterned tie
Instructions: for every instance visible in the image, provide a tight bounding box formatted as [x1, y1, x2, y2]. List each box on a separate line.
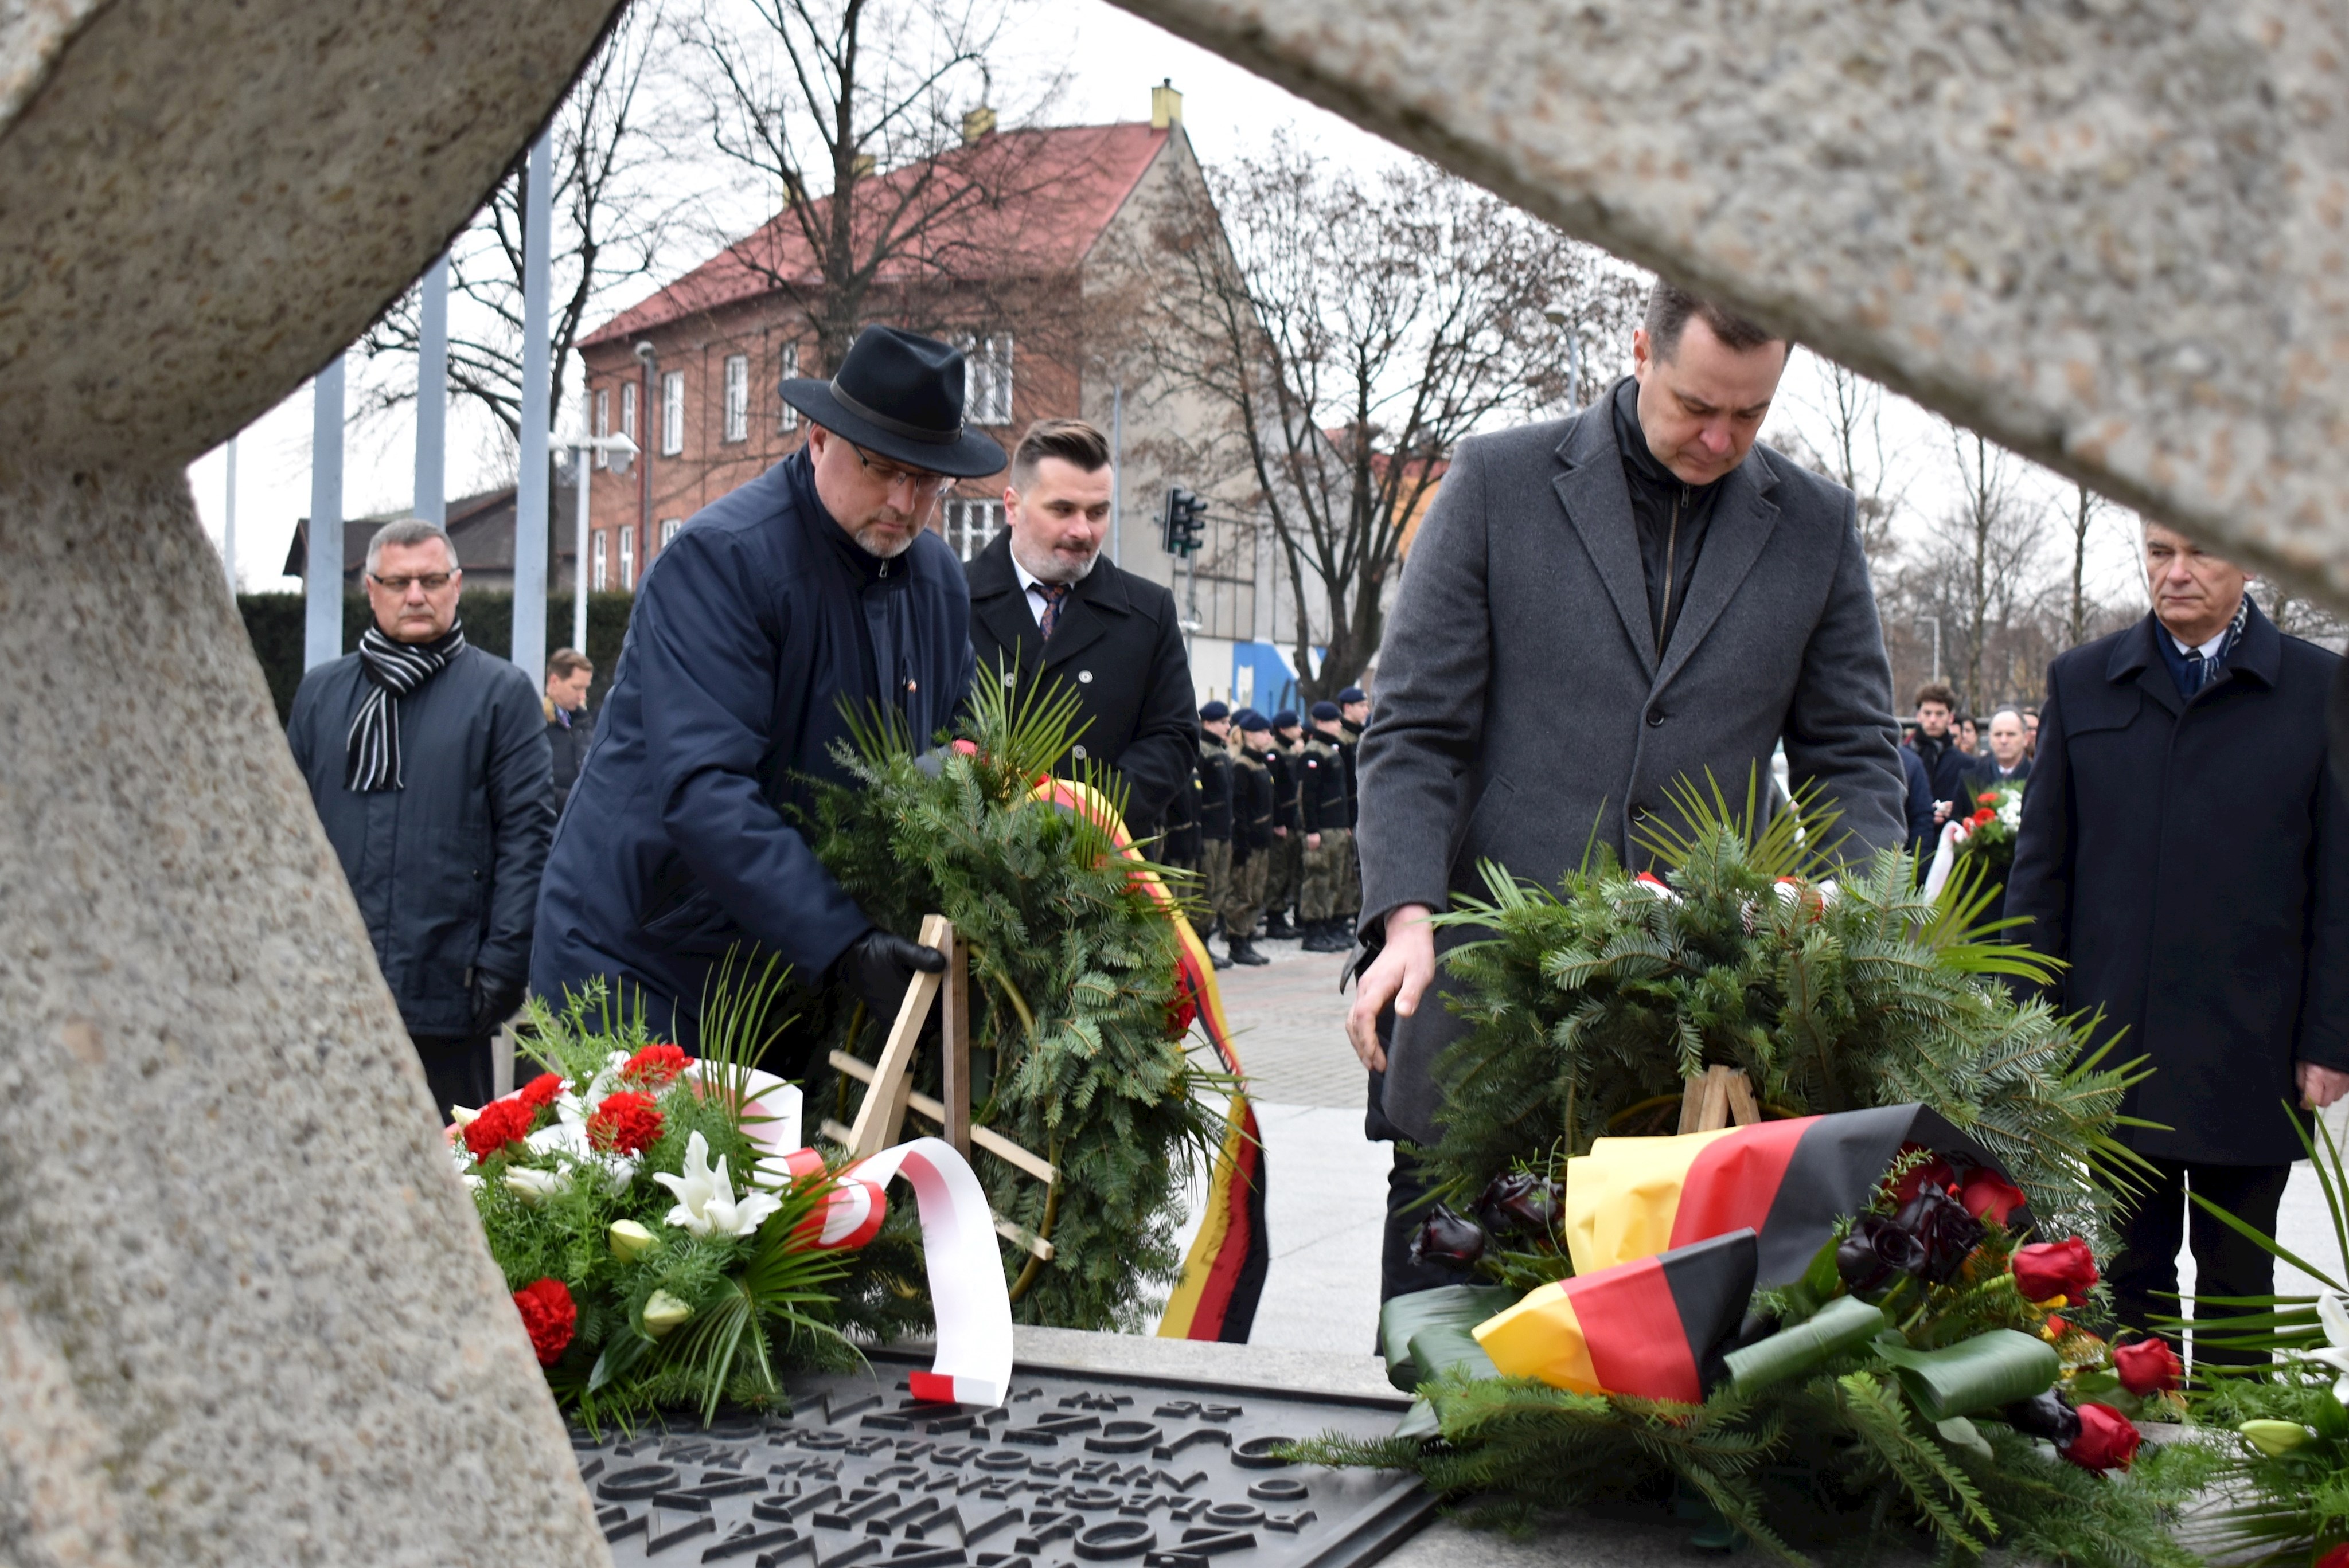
[1036, 581, 1074, 641]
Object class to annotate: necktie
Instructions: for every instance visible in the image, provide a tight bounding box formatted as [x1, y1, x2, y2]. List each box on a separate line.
[2182, 644, 2207, 693]
[1036, 581, 1074, 641]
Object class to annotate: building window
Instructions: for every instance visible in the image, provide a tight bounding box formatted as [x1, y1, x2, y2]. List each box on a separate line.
[592, 529, 608, 591]
[619, 525, 636, 589]
[723, 354, 749, 443]
[777, 342, 801, 430]
[661, 370, 684, 456]
[961, 334, 1013, 425]
[661, 518, 682, 548]
[593, 388, 611, 467]
[942, 498, 1004, 561]
[621, 381, 637, 444]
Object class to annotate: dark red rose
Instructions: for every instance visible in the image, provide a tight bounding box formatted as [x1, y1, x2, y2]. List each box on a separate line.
[1958, 1168, 2029, 1226]
[2013, 1237, 2099, 1303]
[622, 1043, 689, 1087]
[463, 1097, 534, 1163]
[2060, 1402, 2140, 1471]
[512, 1277, 577, 1365]
[2112, 1337, 2184, 1396]
[1164, 985, 1198, 1040]
[1837, 1214, 1929, 1294]
[1895, 1186, 1987, 1285]
[516, 1072, 565, 1112]
[587, 1090, 664, 1155]
[2315, 1546, 2349, 1568]
[1891, 1151, 1957, 1206]
[2001, 1391, 2081, 1447]
[1409, 1204, 1488, 1268]
[1474, 1171, 1563, 1239]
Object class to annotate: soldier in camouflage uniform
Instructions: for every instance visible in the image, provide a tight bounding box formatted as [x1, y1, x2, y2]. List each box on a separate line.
[1223, 710, 1278, 965]
[1261, 709, 1306, 939]
[1337, 685, 1369, 933]
[1298, 701, 1356, 951]
[1192, 702, 1236, 969]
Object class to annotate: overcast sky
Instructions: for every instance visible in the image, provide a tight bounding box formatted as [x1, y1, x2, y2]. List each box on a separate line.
[186, 0, 2148, 612]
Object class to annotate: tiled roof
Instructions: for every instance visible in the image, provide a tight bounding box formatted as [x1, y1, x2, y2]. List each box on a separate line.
[582, 122, 1170, 349]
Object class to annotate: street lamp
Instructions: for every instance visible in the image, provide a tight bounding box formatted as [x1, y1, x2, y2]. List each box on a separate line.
[556, 429, 638, 651]
[1543, 307, 1585, 410]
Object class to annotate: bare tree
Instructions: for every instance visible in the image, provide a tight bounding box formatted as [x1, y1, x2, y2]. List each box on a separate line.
[1779, 355, 1910, 576]
[680, 0, 1083, 376]
[2067, 483, 2106, 648]
[1917, 425, 2053, 714]
[1143, 136, 1644, 699]
[360, 3, 681, 445]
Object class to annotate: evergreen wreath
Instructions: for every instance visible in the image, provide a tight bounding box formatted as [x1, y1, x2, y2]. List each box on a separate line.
[802, 670, 1226, 1331]
[1419, 775, 2146, 1252]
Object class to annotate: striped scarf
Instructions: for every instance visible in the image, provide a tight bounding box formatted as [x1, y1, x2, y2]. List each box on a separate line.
[346, 621, 466, 791]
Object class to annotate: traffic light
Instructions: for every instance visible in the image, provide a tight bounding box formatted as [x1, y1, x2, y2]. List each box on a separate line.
[1161, 486, 1206, 557]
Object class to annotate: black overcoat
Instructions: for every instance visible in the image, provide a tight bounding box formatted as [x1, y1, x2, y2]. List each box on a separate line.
[965, 531, 1196, 836]
[2005, 601, 2349, 1164]
[287, 642, 553, 1036]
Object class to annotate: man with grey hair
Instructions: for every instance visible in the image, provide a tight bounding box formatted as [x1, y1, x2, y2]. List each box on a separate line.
[287, 518, 553, 1119]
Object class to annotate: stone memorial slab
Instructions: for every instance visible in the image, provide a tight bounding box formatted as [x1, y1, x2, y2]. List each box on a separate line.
[570, 1349, 1432, 1568]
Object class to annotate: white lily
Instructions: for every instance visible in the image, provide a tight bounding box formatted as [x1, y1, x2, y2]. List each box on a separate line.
[525, 1117, 637, 1194]
[503, 1167, 568, 1205]
[652, 1131, 782, 1238]
[2300, 1289, 2349, 1407]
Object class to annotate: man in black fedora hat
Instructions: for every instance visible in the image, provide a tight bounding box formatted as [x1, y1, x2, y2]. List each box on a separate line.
[533, 326, 1006, 1043]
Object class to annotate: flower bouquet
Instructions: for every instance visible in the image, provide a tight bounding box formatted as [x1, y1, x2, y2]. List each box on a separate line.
[455, 982, 1009, 1425]
[1954, 781, 2026, 868]
[1309, 1117, 2195, 1567]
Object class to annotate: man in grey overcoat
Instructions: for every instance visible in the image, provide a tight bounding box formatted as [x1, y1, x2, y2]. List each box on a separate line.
[1346, 281, 1909, 1300]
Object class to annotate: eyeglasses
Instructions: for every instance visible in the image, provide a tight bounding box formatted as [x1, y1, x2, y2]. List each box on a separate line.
[369, 572, 457, 592]
[848, 441, 951, 500]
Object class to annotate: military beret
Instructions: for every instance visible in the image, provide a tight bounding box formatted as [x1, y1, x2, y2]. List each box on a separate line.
[1337, 686, 1367, 703]
[1310, 701, 1343, 721]
[1238, 710, 1273, 733]
[1198, 701, 1230, 721]
[1271, 709, 1299, 729]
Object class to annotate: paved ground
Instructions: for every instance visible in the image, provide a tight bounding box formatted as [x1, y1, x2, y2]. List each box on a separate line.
[1171, 932, 2349, 1354]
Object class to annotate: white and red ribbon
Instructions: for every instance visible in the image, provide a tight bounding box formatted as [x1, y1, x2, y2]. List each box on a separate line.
[837, 1137, 1014, 1407]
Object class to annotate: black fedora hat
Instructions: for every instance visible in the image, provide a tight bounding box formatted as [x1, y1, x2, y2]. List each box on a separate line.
[780, 325, 1006, 478]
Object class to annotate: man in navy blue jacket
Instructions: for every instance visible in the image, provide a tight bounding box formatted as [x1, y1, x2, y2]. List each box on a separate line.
[532, 329, 1004, 1042]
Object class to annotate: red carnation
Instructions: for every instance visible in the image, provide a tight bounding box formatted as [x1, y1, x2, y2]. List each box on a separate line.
[1891, 1152, 1957, 1206]
[1970, 808, 1997, 828]
[2113, 1336, 2184, 1396]
[463, 1097, 534, 1163]
[1977, 791, 1999, 806]
[2060, 1402, 2140, 1471]
[512, 1278, 577, 1365]
[2316, 1546, 2349, 1568]
[588, 1090, 664, 1154]
[1164, 986, 1199, 1041]
[2014, 1237, 2099, 1303]
[1960, 1169, 2029, 1225]
[516, 1072, 565, 1112]
[622, 1043, 689, 1087]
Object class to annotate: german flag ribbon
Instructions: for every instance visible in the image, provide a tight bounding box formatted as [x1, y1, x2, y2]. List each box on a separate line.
[1021, 777, 1268, 1343]
[1475, 1230, 1758, 1402]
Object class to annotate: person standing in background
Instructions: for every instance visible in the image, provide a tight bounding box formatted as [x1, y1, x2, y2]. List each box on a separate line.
[2007, 521, 2349, 1364]
[287, 519, 553, 1119]
[1298, 702, 1356, 952]
[543, 648, 595, 816]
[1261, 710, 1306, 939]
[1338, 685, 1368, 932]
[1192, 702, 1236, 969]
[1966, 707, 2031, 791]
[1224, 711, 1278, 966]
[1911, 682, 1972, 823]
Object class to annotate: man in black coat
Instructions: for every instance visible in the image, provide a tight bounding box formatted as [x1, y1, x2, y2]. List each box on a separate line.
[1965, 706, 2031, 794]
[287, 519, 552, 1118]
[1910, 681, 1973, 814]
[966, 418, 1196, 839]
[532, 328, 998, 1043]
[1193, 703, 1236, 967]
[543, 647, 595, 815]
[2007, 521, 2349, 1360]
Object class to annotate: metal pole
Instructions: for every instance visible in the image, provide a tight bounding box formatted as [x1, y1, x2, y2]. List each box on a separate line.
[512, 126, 554, 688]
[222, 436, 238, 593]
[572, 444, 591, 652]
[305, 356, 345, 670]
[1109, 380, 1123, 568]
[1568, 330, 1584, 410]
[414, 252, 449, 525]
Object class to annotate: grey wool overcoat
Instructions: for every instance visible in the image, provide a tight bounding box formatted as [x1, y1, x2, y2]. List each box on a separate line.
[1356, 401, 1909, 1144]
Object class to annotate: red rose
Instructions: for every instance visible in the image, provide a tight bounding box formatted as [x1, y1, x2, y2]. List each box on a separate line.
[2113, 1336, 2184, 1395]
[588, 1090, 664, 1154]
[1165, 987, 1198, 1041]
[2060, 1402, 2140, 1471]
[1891, 1151, 1957, 1206]
[463, 1098, 534, 1163]
[622, 1043, 689, 1087]
[516, 1072, 565, 1112]
[2316, 1546, 2349, 1568]
[1959, 1169, 2028, 1225]
[2013, 1237, 2099, 1302]
[512, 1278, 576, 1365]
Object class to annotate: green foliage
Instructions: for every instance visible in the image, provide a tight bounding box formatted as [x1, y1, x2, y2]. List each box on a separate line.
[1423, 775, 2144, 1248]
[805, 668, 1224, 1330]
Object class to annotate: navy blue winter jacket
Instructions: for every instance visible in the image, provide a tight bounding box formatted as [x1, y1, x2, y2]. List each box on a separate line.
[530, 450, 972, 1041]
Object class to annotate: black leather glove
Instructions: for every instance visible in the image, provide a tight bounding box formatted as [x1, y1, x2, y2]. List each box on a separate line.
[834, 928, 948, 1016]
[469, 969, 527, 1039]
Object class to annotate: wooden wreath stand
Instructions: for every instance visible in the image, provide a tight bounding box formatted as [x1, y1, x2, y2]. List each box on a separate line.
[820, 914, 1059, 1264]
[1679, 1064, 1763, 1133]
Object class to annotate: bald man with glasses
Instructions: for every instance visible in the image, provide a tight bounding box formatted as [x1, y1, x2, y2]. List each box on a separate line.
[533, 327, 1005, 1046]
